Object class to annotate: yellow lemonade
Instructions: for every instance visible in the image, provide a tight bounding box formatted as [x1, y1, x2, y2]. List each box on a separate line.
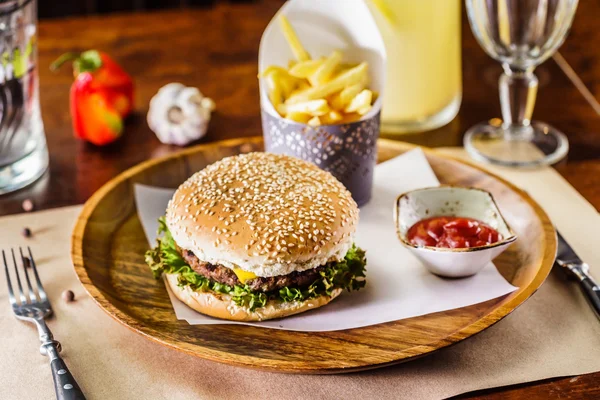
[368, 0, 462, 133]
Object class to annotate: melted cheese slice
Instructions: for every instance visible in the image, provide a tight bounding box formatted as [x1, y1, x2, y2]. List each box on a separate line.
[233, 268, 257, 284]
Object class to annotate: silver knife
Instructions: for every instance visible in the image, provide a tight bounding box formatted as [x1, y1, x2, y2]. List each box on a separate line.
[556, 231, 600, 318]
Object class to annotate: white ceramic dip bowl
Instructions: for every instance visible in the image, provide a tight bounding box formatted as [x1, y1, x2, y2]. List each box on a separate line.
[394, 186, 517, 278]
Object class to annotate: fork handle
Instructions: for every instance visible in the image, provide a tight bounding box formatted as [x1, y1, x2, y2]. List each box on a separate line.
[45, 344, 86, 400]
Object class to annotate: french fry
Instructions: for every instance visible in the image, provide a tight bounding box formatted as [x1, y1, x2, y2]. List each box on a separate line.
[345, 89, 373, 114]
[284, 99, 330, 116]
[357, 105, 372, 116]
[289, 89, 308, 99]
[321, 110, 343, 124]
[258, 65, 291, 79]
[286, 62, 368, 104]
[289, 59, 324, 78]
[265, 70, 299, 99]
[340, 112, 362, 124]
[308, 50, 342, 86]
[260, 65, 301, 98]
[338, 62, 359, 71]
[298, 81, 311, 90]
[371, 90, 379, 102]
[279, 15, 311, 62]
[285, 111, 312, 124]
[307, 116, 321, 127]
[287, 80, 312, 98]
[330, 82, 365, 110]
[266, 74, 284, 109]
[280, 75, 299, 98]
[276, 103, 287, 116]
[329, 110, 343, 122]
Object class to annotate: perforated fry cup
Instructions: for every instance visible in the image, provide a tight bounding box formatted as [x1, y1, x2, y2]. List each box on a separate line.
[262, 109, 380, 206]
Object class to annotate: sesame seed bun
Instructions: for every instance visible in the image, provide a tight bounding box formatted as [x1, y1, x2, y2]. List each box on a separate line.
[165, 274, 342, 322]
[166, 152, 359, 277]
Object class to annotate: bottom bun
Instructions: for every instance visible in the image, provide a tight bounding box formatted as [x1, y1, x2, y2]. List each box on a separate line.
[165, 274, 342, 322]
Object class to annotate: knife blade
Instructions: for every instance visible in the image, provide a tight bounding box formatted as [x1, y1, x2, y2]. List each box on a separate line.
[556, 231, 600, 319]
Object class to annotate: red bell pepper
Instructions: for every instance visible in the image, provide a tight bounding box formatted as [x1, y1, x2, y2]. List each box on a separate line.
[51, 50, 134, 146]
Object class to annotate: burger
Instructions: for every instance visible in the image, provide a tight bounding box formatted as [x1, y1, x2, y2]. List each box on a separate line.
[145, 152, 366, 321]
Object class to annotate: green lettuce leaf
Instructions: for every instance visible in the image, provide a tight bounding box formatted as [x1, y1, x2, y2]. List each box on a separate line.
[145, 216, 367, 311]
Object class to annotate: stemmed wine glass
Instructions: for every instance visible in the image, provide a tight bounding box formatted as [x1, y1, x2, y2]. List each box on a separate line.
[464, 0, 579, 168]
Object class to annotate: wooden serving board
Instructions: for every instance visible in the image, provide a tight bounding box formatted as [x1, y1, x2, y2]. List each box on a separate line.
[71, 137, 556, 374]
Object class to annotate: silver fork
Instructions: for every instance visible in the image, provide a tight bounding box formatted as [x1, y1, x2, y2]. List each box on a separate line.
[3, 247, 85, 400]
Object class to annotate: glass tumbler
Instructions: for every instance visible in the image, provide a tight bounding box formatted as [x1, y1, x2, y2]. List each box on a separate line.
[368, 0, 462, 134]
[0, 0, 47, 194]
[464, 0, 578, 167]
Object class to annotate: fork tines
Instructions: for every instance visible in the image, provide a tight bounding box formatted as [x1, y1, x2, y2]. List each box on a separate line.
[3, 247, 47, 307]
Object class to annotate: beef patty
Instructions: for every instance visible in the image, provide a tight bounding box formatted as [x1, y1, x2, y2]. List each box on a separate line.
[179, 247, 326, 292]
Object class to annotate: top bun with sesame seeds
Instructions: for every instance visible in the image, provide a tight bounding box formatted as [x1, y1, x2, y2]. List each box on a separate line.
[165, 152, 359, 278]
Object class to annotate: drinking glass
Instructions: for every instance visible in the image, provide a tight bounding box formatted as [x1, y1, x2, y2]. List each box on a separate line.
[368, 0, 462, 134]
[0, 0, 47, 194]
[464, 0, 578, 167]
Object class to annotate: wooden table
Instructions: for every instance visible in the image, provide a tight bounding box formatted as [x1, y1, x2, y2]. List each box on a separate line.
[2, 1, 599, 398]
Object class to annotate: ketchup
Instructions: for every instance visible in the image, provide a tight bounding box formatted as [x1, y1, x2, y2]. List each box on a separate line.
[407, 216, 502, 249]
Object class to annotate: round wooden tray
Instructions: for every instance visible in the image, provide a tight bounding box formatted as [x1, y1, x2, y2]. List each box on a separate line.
[71, 137, 556, 374]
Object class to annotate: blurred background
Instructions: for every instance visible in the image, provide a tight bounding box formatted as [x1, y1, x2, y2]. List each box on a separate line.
[40, 0, 256, 19]
[0, 0, 595, 216]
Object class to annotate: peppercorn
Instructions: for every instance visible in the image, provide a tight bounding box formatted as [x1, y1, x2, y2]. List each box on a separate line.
[62, 290, 75, 302]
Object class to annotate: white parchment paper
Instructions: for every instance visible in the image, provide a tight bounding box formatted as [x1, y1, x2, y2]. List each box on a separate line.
[134, 149, 516, 331]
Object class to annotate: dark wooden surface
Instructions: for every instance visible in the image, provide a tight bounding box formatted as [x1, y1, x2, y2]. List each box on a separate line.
[0, 0, 598, 396]
[38, 0, 254, 19]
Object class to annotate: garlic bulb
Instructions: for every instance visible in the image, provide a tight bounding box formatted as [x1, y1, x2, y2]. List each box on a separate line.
[147, 83, 215, 146]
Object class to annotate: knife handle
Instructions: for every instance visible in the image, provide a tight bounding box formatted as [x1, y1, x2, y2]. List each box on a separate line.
[580, 277, 600, 319]
[560, 262, 600, 319]
[567, 262, 600, 319]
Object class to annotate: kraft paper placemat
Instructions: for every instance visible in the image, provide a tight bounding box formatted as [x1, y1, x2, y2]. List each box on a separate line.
[1, 148, 599, 400]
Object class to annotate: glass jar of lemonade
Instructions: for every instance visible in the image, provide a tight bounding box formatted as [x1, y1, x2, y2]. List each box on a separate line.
[368, 0, 462, 133]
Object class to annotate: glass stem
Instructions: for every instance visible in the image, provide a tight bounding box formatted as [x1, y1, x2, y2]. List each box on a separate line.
[499, 64, 538, 138]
